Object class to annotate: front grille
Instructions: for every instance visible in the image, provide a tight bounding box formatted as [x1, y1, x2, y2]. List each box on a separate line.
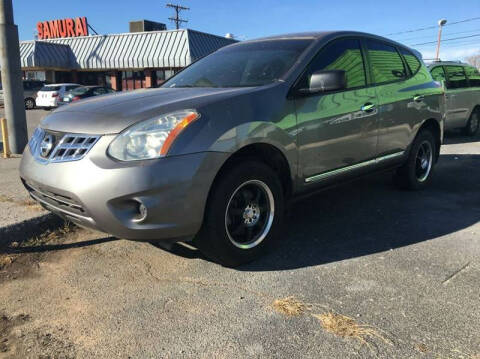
[49, 134, 99, 162]
[29, 127, 100, 164]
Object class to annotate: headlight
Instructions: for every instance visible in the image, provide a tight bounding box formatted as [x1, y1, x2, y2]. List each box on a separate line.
[108, 110, 200, 161]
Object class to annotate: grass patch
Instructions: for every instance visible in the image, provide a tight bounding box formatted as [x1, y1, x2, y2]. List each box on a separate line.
[272, 296, 310, 316]
[20, 221, 76, 248]
[0, 222, 76, 271]
[0, 194, 43, 211]
[0, 255, 14, 270]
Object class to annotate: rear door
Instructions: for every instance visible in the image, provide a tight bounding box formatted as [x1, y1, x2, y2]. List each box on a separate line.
[365, 39, 426, 159]
[295, 37, 379, 182]
[444, 65, 470, 128]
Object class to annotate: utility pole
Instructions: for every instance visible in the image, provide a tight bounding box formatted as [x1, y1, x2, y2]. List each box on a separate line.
[0, 0, 27, 154]
[435, 19, 447, 61]
[166, 3, 189, 30]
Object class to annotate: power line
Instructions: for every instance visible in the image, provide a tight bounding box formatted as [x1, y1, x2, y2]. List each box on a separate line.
[394, 28, 480, 42]
[386, 16, 480, 36]
[411, 33, 480, 46]
[414, 37, 480, 47]
[166, 3, 189, 30]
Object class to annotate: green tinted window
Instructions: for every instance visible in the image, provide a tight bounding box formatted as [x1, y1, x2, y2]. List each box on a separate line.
[308, 38, 366, 89]
[399, 48, 421, 74]
[445, 66, 468, 89]
[465, 66, 480, 87]
[366, 40, 406, 84]
[430, 66, 446, 82]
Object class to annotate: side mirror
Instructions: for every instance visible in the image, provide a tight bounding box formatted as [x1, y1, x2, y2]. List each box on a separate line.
[306, 70, 347, 94]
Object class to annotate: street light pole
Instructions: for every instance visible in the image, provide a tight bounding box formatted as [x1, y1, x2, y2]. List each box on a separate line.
[0, 0, 27, 154]
[435, 19, 447, 61]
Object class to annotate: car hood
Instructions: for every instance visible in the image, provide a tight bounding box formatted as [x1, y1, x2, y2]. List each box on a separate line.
[41, 87, 255, 134]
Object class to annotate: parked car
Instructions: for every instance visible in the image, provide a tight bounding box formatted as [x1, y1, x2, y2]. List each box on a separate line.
[20, 31, 445, 266]
[61, 86, 116, 105]
[0, 80, 46, 109]
[35, 83, 81, 109]
[429, 61, 480, 136]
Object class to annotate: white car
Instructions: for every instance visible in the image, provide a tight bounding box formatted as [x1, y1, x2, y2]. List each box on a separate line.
[35, 83, 81, 109]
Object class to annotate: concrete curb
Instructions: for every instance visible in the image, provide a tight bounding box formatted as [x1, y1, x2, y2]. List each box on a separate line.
[0, 213, 64, 247]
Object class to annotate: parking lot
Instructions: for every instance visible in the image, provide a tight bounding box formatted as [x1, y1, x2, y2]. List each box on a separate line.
[0, 110, 479, 358]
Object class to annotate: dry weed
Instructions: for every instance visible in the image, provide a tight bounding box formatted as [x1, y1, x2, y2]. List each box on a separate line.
[313, 312, 392, 350]
[272, 296, 310, 316]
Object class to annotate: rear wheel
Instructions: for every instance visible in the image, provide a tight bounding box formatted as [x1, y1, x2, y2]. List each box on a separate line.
[394, 129, 436, 190]
[24, 98, 35, 110]
[463, 109, 479, 136]
[195, 161, 285, 267]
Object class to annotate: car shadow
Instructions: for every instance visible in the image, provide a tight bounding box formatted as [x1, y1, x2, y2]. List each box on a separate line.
[443, 130, 479, 145]
[155, 154, 480, 271]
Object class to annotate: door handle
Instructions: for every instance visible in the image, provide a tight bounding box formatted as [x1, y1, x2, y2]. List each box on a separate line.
[413, 95, 424, 102]
[361, 103, 376, 112]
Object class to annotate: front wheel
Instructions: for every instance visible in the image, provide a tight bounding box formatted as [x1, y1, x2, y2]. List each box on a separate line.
[195, 161, 285, 267]
[463, 109, 479, 137]
[394, 129, 436, 190]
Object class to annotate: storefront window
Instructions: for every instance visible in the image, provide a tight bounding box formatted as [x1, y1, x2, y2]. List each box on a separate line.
[122, 70, 146, 90]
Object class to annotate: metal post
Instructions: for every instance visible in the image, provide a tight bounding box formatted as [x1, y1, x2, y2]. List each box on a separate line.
[435, 19, 447, 61]
[0, 0, 27, 154]
[1, 117, 10, 157]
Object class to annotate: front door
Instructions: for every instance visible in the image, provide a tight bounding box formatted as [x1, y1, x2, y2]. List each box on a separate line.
[294, 37, 378, 182]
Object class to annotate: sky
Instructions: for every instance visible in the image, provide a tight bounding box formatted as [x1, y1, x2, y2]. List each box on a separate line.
[12, 0, 480, 61]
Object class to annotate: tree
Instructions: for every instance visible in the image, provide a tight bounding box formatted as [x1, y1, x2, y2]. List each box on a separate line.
[466, 54, 480, 69]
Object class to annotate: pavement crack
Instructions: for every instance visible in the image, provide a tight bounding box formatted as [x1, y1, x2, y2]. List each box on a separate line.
[442, 262, 470, 285]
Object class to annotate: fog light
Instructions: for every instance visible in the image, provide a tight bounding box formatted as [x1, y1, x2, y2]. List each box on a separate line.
[133, 201, 148, 223]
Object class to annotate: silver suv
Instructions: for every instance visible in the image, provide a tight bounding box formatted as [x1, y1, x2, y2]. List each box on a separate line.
[20, 31, 445, 266]
[429, 61, 480, 136]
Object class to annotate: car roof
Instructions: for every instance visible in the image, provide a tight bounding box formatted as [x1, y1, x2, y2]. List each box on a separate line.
[225, 30, 421, 58]
[427, 61, 471, 68]
[43, 83, 80, 87]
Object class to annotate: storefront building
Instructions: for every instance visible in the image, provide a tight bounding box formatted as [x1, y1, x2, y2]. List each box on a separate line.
[17, 19, 236, 90]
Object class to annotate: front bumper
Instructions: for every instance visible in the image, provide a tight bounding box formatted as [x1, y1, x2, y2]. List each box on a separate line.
[20, 135, 229, 241]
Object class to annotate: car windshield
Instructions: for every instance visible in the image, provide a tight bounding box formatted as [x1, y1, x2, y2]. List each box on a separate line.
[163, 39, 313, 88]
[40, 86, 61, 91]
[71, 87, 91, 95]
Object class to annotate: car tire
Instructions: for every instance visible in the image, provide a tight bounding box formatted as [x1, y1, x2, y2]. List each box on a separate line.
[195, 160, 285, 267]
[25, 98, 35, 110]
[394, 129, 436, 190]
[463, 108, 479, 137]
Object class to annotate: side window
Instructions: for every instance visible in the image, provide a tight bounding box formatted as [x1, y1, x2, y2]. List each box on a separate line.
[305, 38, 366, 90]
[66, 85, 78, 91]
[399, 48, 421, 74]
[32, 82, 43, 91]
[464, 66, 480, 87]
[430, 66, 446, 82]
[366, 39, 407, 84]
[445, 66, 468, 89]
[93, 88, 106, 95]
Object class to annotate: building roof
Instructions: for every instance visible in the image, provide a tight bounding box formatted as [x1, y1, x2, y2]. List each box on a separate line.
[19, 41, 75, 69]
[17, 29, 236, 70]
